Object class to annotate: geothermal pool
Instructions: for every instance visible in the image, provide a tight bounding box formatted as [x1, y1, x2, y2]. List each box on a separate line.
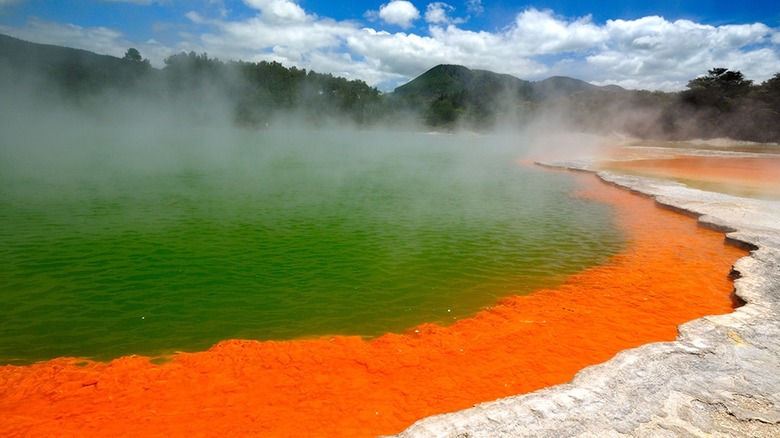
[0, 134, 749, 437]
[0, 129, 623, 363]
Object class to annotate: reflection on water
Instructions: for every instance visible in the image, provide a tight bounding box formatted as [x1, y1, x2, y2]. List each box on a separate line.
[0, 129, 623, 362]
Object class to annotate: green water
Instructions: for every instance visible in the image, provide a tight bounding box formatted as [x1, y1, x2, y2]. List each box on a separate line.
[0, 128, 623, 363]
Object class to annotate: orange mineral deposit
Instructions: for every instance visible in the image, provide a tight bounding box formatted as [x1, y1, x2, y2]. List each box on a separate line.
[0, 171, 747, 437]
[603, 154, 780, 199]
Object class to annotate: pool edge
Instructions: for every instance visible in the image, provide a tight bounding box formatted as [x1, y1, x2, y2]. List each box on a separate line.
[392, 161, 780, 437]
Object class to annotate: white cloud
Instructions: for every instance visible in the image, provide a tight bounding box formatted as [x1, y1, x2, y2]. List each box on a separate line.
[0, 18, 180, 68]
[584, 16, 777, 89]
[425, 2, 464, 25]
[345, 26, 548, 81]
[506, 8, 605, 56]
[208, 14, 355, 53]
[185, 11, 206, 25]
[347, 29, 445, 76]
[425, 3, 449, 24]
[466, 0, 483, 15]
[243, 0, 308, 23]
[377, 1, 420, 29]
[0, 18, 127, 56]
[2, 5, 778, 92]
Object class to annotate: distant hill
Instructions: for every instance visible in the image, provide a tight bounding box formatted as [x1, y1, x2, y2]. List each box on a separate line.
[390, 64, 626, 127]
[393, 64, 534, 100]
[1, 33, 121, 70]
[0, 33, 150, 94]
[3, 33, 777, 141]
[393, 64, 624, 102]
[0, 33, 383, 126]
[534, 76, 599, 99]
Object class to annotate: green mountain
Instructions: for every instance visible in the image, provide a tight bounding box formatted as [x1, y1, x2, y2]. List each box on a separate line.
[393, 64, 623, 102]
[0, 33, 151, 94]
[393, 64, 535, 100]
[3, 34, 778, 141]
[0, 33, 381, 126]
[390, 64, 626, 127]
[1, 33, 123, 70]
[534, 76, 599, 99]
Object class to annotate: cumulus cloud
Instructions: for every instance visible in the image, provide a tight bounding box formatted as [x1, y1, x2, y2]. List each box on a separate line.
[243, 0, 308, 23]
[176, 0, 358, 67]
[0, 18, 176, 67]
[1, 4, 778, 91]
[208, 16, 354, 55]
[585, 17, 776, 89]
[507, 8, 605, 55]
[425, 2, 464, 25]
[377, 1, 420, 29]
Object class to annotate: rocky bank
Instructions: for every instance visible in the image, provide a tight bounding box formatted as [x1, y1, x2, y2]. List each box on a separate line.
[393, 163, 780, 437]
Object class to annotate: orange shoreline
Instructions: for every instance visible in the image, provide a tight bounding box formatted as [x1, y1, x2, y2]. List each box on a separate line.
[602, 154, 780, 199]
[0, 170, 746, 437]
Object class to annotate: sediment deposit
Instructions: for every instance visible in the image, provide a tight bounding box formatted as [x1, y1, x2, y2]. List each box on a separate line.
[0, 165, 749, 437]
[394, 163, 780, 437]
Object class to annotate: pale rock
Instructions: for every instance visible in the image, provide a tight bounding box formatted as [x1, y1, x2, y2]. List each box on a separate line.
[392, 164, 780, 438]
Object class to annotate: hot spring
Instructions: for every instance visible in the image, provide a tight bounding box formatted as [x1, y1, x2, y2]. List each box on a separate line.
[0, 127, 623, 363]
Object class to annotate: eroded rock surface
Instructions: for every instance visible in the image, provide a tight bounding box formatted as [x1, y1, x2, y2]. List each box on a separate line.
[393, 166, 780, 437]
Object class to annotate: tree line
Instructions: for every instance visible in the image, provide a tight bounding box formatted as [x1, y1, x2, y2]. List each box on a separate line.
[393, 64, 780, 142]
[558, 68, 780, 142]
[156, 51, 384, 126]
[1, 33, 778, 141]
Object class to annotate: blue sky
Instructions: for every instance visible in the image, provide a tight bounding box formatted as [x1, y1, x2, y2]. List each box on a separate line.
[1, 0, 778, 90]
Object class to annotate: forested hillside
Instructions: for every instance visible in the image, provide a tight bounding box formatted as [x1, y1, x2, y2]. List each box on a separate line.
[2, 33, 779, 141]
[393, 64, 780, 141]
[0, 34, 382, 127]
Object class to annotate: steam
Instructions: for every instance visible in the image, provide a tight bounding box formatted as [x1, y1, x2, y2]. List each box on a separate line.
[0, 56, 634, 360]
[0, 50, 672, 193]
[0, 66, 519, 196]
[1, 64, 238, 183]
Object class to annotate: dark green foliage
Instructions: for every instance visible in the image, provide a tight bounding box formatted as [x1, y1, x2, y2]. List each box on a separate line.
[393, 64, 615, 129]
[425, 97, 458, 126]
[227, 59, 382, 126]
[682, 68, 754, 111]
[155, 52, 383, 125]
[0, 34, 383, 126]
[760, 73, 780, 114]
[2, 33, 779, 140]
[397, 64, 778, 140]
[671, 68, 779, 142]
[162, 51, 230, 97]
[0, 33, 152, 100]
[123, 48, 142, 63]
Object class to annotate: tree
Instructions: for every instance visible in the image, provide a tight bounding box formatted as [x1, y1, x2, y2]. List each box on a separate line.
[426, 97, 458, 126]
[683, 68, 754, 111]
[122, 47, 152, 76]
[760, 72, 780, 113]
[123, 48, 143, 63]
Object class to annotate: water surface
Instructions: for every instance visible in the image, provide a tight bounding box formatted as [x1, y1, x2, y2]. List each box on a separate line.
[0, 128, 623, 362]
